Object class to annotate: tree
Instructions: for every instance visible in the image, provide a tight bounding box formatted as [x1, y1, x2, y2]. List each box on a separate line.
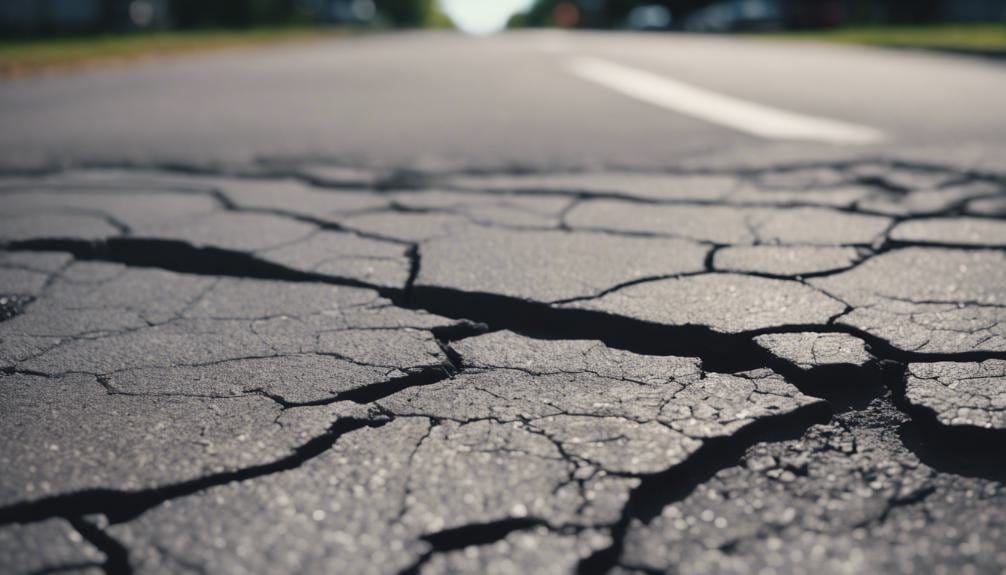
[376, 0, 436, 27]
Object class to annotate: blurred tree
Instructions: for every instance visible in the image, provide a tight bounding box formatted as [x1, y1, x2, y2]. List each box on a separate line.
[512, 0, 558, 27]
[169, 0, 448, 29]
[424, 2, 456, 29]
[2, 0, 449, 34]
[375, 0, 434, 26]
[171, 0, 298, 28]
[506, 11, 530, 28]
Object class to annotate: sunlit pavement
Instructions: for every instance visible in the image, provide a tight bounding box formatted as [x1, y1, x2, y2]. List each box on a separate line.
[1, 31, 1005, 574]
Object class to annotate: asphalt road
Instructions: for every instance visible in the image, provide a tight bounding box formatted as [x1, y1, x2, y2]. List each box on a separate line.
[1, 31, 1005, 575]
[2, 31, 1006, 168]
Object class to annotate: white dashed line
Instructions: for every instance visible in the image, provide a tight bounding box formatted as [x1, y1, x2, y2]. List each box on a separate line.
[568, 56, 884, 145]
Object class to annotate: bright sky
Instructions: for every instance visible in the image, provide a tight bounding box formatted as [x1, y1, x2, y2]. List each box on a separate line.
[439, 0, 536, 35]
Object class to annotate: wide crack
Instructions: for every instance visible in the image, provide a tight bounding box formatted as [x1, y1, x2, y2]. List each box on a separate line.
[575, 400, 831, 574]
[1, 157, 1003, 574]
[0, 415, 389, 526]
[68, 516, 132, 575]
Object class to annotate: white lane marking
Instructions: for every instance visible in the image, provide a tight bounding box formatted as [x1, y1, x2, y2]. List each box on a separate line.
[568, 57, 884, 145]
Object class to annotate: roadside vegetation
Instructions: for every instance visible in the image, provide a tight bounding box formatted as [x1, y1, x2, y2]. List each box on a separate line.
[762, 23, 1006, 55]
[0, 0, 450, 78]
[0, 27, 338, 77]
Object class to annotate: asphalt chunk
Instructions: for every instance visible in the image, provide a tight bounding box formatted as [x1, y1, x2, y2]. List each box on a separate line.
[383, 332, 822, 474]
[2, 265, 457, 404]
[754, 166, 850, 189]
[257, 229, 411, 289]
[889, 217, 1006, 247]
[858, 181, 1001, 216]
[966, 195, 1006, 216]
[0, 251, 73, 296]
[906, 360, 1006, 431]
[454, 329, 702, 383]
[619, 401, 1005, 575]
[567, 202, 891, 246]
[340, 212, 474, 243]
[130, 211, 317, 251]
[108, 419, 435, 575]
[388, 189, 573, 228]
[754, 332, 873, 371]
[0, 518, 105, 575]
[0, 212, 120, 242]
[448, 172, 741, 202]
[213, 176, 390, 221]
[4, 188, 221, 231]
[1, 191, 414, 289]
[811, 248, 1006, 355]
[712, 245, 863, 277]
[747, 206, 891, 246]
[566, 273, 846, 334]
[416, 227, 709, 303]
[0, 372, 370, 506]
[566, 202, 758, 244]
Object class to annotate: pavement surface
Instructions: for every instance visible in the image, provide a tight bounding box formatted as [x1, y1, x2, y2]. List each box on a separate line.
[0, 31, 1005, 575]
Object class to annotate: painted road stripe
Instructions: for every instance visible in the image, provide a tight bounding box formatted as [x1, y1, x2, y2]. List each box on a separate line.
[568, 57, 884, 145]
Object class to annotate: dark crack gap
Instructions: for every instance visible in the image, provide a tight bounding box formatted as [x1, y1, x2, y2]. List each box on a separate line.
[4, 238, 380, 290]
[607, 390, 993, 575]
[403, 244, 422, 293]
[743, 322, 1006, 364]
[68, 516, 132, 575]
[6, 238, 1002, 420]
[398, 518, 549, 575]
[0, 294, 33, 322]
[575, 400, 831, 575]
[399, 287, 1006, 369]
[401, 286, 774, 373]
[203, 364, 458, 410]
[10, 236, 1003, 367]
[754, 354, 1006, 482]
[0, 416, 390, 527]
[883, 362, 1006, 482]
[334, 365, 456, 406]
[883, 239, 1006, 252]
[760, 358, 889, 413]
[5, 222, 1004, 489]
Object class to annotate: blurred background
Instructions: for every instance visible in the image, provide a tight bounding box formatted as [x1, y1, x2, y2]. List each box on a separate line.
[2, 0, 1004, 34]
[0, 0, 1004, 76]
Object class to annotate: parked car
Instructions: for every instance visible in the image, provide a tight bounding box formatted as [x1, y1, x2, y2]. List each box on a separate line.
[625, 4, 672, 30]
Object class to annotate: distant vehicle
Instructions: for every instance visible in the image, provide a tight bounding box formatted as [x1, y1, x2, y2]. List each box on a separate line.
[324, 0, 377, 25]
[625, 4, 672, 30]
[682, 0, 864, 32]
[683, 0, 782, 32]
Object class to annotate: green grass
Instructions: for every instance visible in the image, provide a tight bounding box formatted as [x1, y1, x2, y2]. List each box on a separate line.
[0, 27, 336, 77]
[761, 23, 1006, 53]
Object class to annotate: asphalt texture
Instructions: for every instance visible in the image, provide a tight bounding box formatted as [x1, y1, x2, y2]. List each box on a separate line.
[0, 31, 1005, 575]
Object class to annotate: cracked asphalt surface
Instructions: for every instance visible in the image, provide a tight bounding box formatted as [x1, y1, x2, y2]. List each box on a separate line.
[1, 31, 1006, 575]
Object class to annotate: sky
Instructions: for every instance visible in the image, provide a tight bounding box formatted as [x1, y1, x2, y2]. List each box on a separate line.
[438, 0, 536, 35]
